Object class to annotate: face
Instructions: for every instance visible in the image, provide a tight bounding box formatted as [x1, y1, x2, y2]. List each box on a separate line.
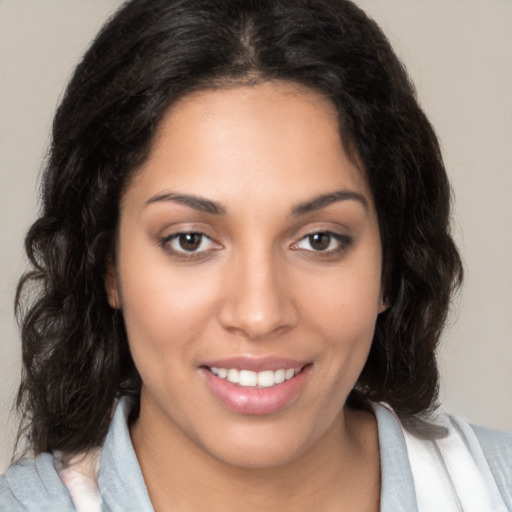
[108, 81, 384, 469]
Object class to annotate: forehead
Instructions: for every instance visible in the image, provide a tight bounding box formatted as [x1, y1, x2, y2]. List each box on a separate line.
[124, 81, 371, 211]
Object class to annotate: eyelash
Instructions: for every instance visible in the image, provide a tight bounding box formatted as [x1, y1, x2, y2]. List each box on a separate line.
[158, 232, 220, 259]
[291, 231, 353, 257]
[158, 230, 352, 261]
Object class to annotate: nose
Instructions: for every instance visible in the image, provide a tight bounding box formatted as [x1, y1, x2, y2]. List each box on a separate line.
[218, 249, 298, 340]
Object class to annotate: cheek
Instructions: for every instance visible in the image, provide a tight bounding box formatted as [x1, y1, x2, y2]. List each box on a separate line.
[116, 244, 222, 368]
[297, 248, 383, 392]
[304, 258, 382, 336]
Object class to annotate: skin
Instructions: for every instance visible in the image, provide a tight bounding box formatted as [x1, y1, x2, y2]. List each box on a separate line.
[107, 81, 384, 511]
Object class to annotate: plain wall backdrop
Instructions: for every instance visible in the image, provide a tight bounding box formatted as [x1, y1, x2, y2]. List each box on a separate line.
[1, 0, 511, 472]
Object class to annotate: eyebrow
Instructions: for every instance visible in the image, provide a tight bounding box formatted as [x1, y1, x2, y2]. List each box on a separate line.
[145, 192, 226, 215]
[145, 189, 368, 216]
[291, 190, 369, 216]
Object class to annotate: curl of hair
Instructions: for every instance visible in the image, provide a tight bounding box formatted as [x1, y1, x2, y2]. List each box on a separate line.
[15, 0, 463, 457]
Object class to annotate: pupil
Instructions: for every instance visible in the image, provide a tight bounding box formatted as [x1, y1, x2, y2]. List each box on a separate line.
[309, 232, 330, 251]
[179, 233, 202, 251]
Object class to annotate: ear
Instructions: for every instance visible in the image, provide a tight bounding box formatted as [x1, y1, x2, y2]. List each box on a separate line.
[378, 299, 389, 314]
[378, 286, 389, 314]
[105, 262, 121, 310]
[378, 266, 391, 314]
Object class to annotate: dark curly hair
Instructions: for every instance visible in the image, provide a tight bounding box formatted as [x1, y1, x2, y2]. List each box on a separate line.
[15, 0, 463, 457]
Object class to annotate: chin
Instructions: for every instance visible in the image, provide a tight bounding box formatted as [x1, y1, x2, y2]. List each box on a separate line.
[193, 414, 332, 471]
[207, 437, 307, 470]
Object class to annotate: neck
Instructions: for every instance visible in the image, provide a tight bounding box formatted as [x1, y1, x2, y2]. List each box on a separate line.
[130, 399, 380, 512]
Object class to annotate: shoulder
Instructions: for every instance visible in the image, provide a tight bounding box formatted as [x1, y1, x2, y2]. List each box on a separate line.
[471, 422, 512, 505]
[411, 408, 512, 509]
[372, 402, 512, 510]
[0, 453, 74, 511]
[471, 421, 512, 460]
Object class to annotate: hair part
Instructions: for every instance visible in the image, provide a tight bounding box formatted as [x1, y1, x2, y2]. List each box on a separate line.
[15, 0, 462, 458]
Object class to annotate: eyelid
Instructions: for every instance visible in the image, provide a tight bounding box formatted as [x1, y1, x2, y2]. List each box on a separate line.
[290, 230, 353, 254]
[158, 230, 223, 259]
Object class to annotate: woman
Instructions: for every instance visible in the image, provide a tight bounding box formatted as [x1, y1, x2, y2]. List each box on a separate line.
[1, 0, 510, 511]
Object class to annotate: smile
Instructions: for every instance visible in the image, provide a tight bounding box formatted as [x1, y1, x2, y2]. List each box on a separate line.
[208, 367, 301, 388]
[201, 362, 311, 415]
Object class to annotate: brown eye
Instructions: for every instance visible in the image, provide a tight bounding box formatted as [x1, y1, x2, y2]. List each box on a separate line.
[178, 232, 203, 251]
[308, 232, 331, 251]
[160, 231, 218, 256]
[292, 231, 352, 255]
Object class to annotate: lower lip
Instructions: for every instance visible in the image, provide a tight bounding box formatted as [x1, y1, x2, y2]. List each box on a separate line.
[200, 366, 311, 415]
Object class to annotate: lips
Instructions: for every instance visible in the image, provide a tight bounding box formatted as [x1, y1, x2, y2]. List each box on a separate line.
[200, 357, 311, 415]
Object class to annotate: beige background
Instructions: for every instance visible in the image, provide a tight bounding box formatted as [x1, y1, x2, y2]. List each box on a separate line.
[1, 1, 511, 472]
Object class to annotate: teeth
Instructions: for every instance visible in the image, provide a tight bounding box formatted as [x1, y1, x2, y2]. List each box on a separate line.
[257, 370, 275, 387]
[274, 369, 285, 384]
[239, 370, 258, 387]
[227, 369, 239, 383]
[209, 366, 301, 387]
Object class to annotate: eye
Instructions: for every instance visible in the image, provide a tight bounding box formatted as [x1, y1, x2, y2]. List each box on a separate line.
[160, 232, 219, 255]
[292, 231, 351, 254]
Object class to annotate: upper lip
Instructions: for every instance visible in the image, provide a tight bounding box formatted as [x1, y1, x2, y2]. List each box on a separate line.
[200, 356, 310, 372]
